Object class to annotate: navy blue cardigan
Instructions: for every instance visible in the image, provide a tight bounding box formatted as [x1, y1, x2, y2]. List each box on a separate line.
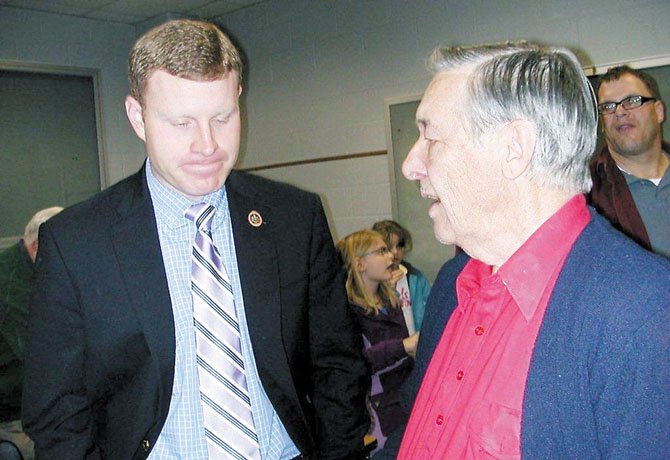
[383, 212, 670, 459]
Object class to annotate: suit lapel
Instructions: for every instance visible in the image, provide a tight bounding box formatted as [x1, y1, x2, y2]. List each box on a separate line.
[225, 172, 284, 371]
[110, 171, 176, 405]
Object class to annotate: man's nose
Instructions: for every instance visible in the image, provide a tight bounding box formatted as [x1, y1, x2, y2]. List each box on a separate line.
[402, 138, 427, 181]
[193, 124, 217, 155]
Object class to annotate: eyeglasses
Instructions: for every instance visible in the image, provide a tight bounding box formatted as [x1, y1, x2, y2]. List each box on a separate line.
[362, 246, 390, 257]
[598, 95, 656, 115]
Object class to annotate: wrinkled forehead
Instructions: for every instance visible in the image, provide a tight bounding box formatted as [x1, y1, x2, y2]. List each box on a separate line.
[598, 73, 651, 101]
[416, 70, 471, 128]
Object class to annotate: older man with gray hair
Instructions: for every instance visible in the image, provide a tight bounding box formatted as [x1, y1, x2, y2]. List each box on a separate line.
[0, 206, 63, 460]
[382, 42, 670, 459]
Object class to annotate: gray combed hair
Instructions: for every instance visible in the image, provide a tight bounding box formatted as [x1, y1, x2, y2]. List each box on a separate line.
[24, 206, 64, 244]
[430, 42, 597, 193]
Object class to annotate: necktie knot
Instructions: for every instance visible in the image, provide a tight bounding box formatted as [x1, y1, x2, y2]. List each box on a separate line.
[186, 203, 215, 232]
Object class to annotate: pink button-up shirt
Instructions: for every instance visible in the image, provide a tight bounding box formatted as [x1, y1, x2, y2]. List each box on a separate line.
[398, 195, 590, 459]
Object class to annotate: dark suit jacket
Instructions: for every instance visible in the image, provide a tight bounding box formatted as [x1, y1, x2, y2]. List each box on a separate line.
[23, 168, 369, 459]
[382, 211, 670, 459]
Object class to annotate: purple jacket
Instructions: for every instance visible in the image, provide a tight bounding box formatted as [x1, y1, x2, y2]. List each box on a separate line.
[351, 303, 413, 437]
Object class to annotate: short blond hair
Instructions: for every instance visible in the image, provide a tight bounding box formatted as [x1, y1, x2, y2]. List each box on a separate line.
[128, 19, 243, 105]
[337, 229, 398, 314]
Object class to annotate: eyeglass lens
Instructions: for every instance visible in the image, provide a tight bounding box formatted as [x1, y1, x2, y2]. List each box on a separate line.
[599, 95, 655, 114]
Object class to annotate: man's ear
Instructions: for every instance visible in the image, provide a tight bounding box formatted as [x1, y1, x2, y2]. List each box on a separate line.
[654, 99, 665, 125]
[125, 95, 146, 142]
[501, 119, 536, 180]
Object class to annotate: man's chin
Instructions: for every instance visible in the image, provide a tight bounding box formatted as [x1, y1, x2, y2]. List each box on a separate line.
[432, 224, 455, 246]
[175, 181, 225, 201]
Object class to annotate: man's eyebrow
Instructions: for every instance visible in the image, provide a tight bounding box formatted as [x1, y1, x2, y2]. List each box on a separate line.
[598, 93, 638, 103]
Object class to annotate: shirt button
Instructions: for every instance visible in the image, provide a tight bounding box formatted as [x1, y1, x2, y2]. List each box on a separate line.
[475, 326, 485, 336]
[436, 414, 444, 425]
[456, 370, 464, 380]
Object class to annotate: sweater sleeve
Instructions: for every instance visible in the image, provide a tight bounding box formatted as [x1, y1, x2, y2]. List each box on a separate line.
[362, 336, 408, 372]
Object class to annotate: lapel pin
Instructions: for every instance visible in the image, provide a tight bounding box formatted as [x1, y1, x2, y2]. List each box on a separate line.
[248, 210, 263, 227]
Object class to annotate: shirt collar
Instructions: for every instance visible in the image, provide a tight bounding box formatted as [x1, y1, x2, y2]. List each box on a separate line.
[619, 154, 670, 187]
[146, 159, 228, 230]
[457, 194, 590, 321]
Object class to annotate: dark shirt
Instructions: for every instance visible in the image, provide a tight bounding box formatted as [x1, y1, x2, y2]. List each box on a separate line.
[0, 242, 33, 422]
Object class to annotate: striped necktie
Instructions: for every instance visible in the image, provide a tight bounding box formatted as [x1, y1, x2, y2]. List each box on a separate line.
[186, 203, 261, 460]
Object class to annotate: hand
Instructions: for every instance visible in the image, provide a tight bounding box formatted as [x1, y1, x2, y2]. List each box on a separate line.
[389, 264, 407, 286]
[403, 332, 420, 358]
[389, 269, 404, 285]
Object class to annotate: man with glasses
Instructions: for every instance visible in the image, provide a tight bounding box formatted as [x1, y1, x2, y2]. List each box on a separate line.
[590, 65, 669, 257]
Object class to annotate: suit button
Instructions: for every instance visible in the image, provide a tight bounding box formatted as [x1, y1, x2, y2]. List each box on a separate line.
[142, 439, 151, 452]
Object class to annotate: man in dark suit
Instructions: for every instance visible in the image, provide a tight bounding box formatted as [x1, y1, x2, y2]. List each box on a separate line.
[23, 19, 369, 459]
[1, 206, 62, 460]
[381, 42, 669, 458]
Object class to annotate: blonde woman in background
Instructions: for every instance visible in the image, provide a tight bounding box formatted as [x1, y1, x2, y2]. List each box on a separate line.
[337, 229, 418, 455]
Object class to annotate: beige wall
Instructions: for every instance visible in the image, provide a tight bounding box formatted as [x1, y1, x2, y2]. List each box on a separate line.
[0, 7, 143, 184]
[212, 0, 669, 254]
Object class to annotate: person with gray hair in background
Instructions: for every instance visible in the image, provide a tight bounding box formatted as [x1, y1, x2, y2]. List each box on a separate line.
[379, 42, 670, 459]
[0, 206, 63, 460]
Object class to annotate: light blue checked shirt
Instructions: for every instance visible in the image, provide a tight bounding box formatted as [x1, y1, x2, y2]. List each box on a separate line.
[145, 161, 300, 459]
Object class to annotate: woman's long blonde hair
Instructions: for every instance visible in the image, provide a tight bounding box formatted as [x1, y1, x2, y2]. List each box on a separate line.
[337, 229, 398, 314]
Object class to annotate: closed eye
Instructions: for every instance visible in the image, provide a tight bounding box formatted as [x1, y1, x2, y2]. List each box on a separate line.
[171, 119, 192, 128]
[213, 116, 230, 125]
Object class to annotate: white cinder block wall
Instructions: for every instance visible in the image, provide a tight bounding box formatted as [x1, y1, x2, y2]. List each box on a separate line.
[2, 0, 669, 267]
[0, 7, 143, 184]
[212, 0, 669, 245]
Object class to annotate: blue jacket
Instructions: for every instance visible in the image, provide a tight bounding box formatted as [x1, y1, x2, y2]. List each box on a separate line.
[383, 212, 670, 459]
[403, 261, 431, 331]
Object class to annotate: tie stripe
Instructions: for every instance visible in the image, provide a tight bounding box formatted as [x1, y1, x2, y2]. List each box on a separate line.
[186, 203, 261, 460]
[192, 283, 240, 332]
[201, 393, 258, 441]
[194, 319, 245, 369]
[193, 247, 234, 292]
[196, 356, 251, 404]
[205, 429, 248, 460]
[195, 205, 215, 228]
